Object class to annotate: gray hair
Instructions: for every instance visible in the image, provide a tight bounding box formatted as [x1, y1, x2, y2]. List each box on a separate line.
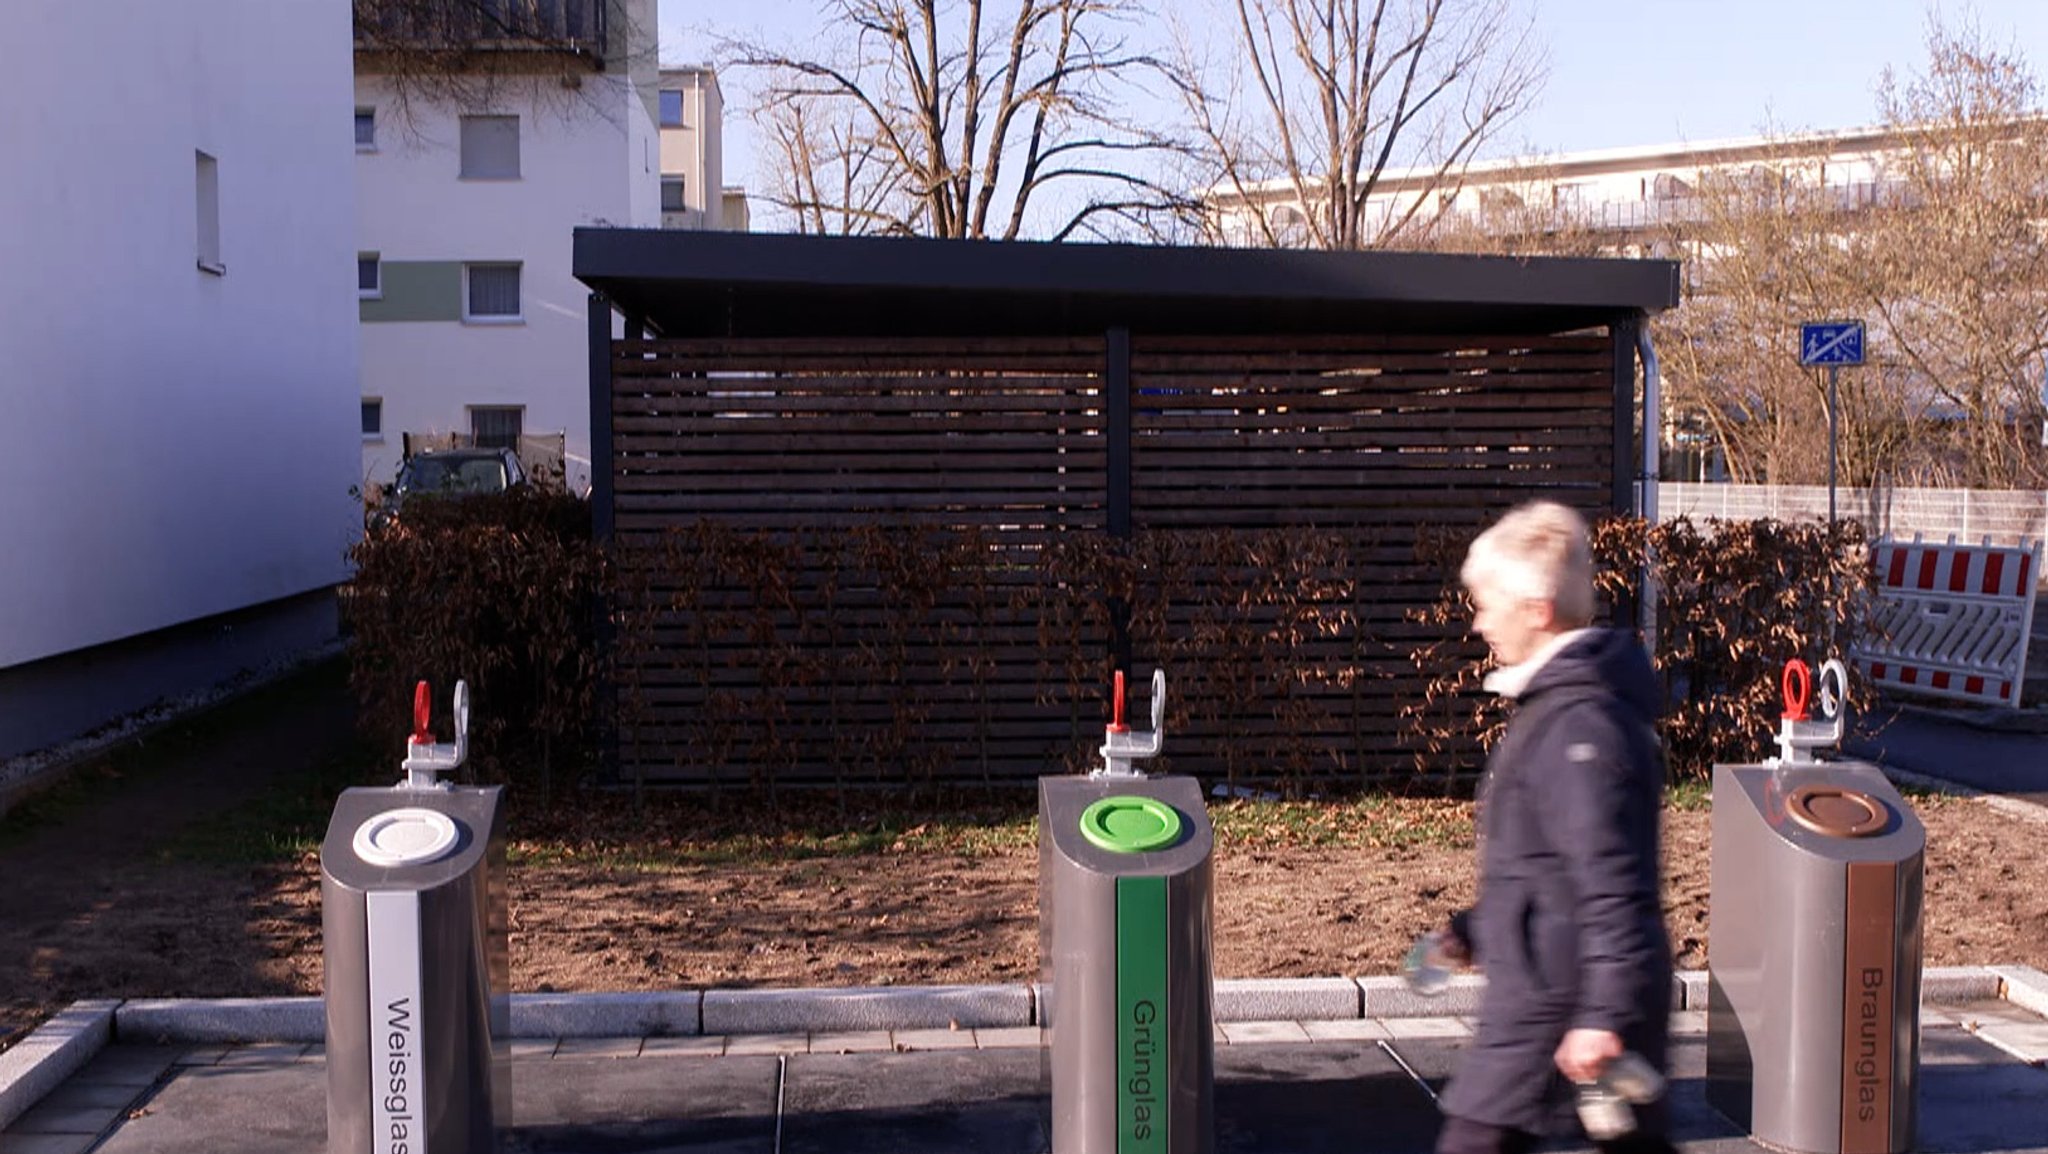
[1459, 501, 1595, 627]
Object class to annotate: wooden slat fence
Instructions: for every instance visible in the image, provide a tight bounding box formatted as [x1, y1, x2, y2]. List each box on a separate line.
[609, 337, 1110, 789]
[1126, 333, 1617, 785]
[603, 330, 1619, 789]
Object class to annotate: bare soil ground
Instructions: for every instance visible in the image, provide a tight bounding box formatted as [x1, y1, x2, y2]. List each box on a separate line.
[3, 662, 2045, 1050]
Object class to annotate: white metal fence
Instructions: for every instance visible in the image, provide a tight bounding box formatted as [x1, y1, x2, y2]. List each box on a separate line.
[1659, 484, 2048, 584]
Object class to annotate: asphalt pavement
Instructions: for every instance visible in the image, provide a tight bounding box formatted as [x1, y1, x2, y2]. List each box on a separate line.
[1848, 704, 2048, 807]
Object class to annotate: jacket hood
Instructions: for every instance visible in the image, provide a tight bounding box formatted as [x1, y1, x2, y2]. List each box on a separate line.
[1520, 628, 1662, 721]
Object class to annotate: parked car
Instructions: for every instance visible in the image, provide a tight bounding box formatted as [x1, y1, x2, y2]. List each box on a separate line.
[373, 447, 526, 528]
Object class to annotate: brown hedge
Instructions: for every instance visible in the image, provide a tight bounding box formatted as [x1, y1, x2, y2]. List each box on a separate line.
[343, 506, 1872, 794]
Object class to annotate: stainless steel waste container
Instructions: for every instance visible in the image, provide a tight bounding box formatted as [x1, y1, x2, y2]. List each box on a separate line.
[1706, 757, 1924, 1154]
[1040, 669, 1214, 1154]
[322, 681, 509, 1154]
[1042, 775, 1214, 1154]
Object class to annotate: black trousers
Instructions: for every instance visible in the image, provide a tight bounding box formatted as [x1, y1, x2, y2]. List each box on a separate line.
[1435, 1114, 1679, 1154]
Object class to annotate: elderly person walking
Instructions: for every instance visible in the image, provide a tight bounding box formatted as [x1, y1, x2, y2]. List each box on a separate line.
[1433, 500, 1677, 1154]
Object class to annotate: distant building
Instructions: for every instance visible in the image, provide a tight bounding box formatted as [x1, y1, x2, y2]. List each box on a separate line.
[0, 1, 360, 765]
[1208, 127, 1964, 484]
[354, 0, 663, 496]
[658, 66, 749, 232]
[1206, 126, 1903, 256]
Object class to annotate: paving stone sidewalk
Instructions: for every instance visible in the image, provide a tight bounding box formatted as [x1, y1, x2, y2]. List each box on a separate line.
[5, 1001, 2046, 1154]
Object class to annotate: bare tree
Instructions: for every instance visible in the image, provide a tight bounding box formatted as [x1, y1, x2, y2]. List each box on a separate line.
[1179, 0, 1544, 250]
[722, 0, 1194, 240]
[1856, 20, 2048, 488]
[1657, 19, 2048, 489]
[754, 83, 924, 235]
[1650, 150, 1908, 486]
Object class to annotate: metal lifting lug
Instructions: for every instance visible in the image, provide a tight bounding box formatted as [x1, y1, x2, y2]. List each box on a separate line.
[1095, 667, 1168, 778]
[400, 678, 470, 789]
[1769, 658, 1849, 766]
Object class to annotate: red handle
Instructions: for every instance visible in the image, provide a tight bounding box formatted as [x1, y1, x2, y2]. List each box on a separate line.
[412, 680, 435, 744]
[1109, 669, 1128, 733]
[1781, 659, 1811, 722]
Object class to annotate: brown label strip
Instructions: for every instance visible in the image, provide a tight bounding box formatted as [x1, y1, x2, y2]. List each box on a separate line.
[1841, 860, 1897, 1154]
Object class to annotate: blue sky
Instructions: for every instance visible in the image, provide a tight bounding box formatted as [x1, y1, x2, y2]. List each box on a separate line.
[661, 0, 2048, 203]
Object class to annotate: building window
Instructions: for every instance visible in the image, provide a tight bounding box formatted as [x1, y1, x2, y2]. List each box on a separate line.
[470, 406, 524, 450]
[464, 263, 522, 321]
[1268, 203, 1308, 241]
[195, 150, 222, 275]
[362, 399, 383, 439]
[459, 115, 520, 179]
[661, 176, 686, 213]
[355, 108, 376, 150]
[1651, 172, 1692, 201]
[358, 253, 381, 298]
[1552, 181, 1592, 210]
[659, 89, 684, 127]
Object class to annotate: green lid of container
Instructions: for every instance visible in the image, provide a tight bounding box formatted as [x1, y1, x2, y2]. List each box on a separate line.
[1078, 795, 1183, 854]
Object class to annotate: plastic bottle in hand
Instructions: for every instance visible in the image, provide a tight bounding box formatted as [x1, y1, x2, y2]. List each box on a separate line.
[1573, 1051, 1666, 1140]
[1401, 929, 1456, 996]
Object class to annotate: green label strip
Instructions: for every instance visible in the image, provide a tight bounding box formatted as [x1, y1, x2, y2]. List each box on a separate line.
[1117, 874, 1168, 1154]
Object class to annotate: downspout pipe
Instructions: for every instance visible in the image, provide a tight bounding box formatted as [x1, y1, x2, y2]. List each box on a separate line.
[1637, 321, 1660, 524]
[1636, 323, 1661, 648]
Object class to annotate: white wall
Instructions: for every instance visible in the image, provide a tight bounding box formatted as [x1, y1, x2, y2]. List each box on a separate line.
[0, 1, 360, 670]
[1662, 483, 2048, 568]
[357, 36, 659, 495]
[658, 68, 726, 229]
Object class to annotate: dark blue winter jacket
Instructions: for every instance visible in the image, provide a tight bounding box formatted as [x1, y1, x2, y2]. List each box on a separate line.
[1438, 628, 1674, 1134]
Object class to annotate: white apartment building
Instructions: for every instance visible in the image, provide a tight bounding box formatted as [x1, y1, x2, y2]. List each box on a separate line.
[659, 66, 749, 232]
[1210, 127, 1917, 483]
[1208, 126, 1898, 254]
[355, 0, 662, 496]
[0, 1, 361, 764]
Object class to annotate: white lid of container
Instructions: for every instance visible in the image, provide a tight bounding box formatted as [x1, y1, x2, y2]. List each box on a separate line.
[352, 807, 461, 867]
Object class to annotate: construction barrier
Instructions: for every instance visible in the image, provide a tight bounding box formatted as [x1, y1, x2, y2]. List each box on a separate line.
[1852, 536, 2041, 708]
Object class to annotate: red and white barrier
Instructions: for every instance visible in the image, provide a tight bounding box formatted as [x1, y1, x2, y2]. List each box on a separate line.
[1852, 536, 2041, 708]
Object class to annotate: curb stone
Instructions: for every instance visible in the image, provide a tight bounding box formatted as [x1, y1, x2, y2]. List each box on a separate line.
[0, 1000, 116, 1132]
[1993, 965, 2048, 1018]
[118, 996, 323, 1045]
[702, 984, 1031, 1035]
[513, 992, 702, 1038]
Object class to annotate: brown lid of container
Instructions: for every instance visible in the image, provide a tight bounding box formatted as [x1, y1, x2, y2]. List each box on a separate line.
[1785, 784, 1889, 838]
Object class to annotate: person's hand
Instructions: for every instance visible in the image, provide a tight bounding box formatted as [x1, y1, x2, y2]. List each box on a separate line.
[1436, 917, 1472, 966]
[1554, 1027, 1623, 1083]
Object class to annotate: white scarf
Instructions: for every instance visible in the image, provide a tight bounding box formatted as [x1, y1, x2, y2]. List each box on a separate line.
[1482, 627, 1596, 700]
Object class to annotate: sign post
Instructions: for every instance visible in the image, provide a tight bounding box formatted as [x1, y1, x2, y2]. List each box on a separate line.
[1798, 320, 1865, 529]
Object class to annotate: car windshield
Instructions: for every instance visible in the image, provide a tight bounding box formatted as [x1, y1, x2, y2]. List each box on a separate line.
[399, 455, 506, 495]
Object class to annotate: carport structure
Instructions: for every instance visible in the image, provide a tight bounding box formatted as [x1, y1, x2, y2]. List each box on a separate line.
[575, 230, 1679, 790]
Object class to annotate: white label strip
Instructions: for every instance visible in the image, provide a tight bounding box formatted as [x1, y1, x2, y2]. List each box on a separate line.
[367, 890, 428, 1154]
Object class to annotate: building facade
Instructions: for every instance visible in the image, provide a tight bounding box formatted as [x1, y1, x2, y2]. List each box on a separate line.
[1207, 127, 1899, 256]
[0, 0, 361, 764]
[658, 66, 749, 232]
[355, 0, 662, 496]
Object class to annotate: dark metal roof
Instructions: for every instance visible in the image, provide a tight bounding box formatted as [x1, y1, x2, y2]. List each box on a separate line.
[573, 228, 1679, 339]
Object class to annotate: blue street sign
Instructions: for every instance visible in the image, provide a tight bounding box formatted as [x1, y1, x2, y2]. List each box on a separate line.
[1799, 320, 1865, 366]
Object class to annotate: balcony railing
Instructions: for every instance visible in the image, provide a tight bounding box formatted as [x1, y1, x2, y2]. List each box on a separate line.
[354, 0, 606, 59]
[1437, 178, 1922, 238]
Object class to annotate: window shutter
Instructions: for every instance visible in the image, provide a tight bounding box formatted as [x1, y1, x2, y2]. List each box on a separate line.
[459, 116, 520, 179]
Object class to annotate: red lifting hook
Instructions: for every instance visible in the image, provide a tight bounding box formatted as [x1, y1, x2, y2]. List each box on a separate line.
[1109, 669, 1129, 733]
[412, 680, 435, 745]
[1781, 659, 1811, 722]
